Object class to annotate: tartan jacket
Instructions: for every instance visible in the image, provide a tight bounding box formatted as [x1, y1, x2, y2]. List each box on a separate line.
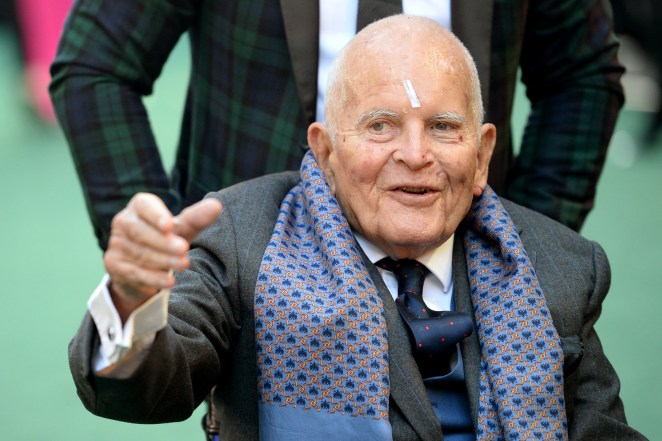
[50, 0, 624, 250]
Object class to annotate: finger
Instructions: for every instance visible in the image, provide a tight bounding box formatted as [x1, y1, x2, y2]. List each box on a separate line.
[110, 235, 190, 272]
[173, 199, 222, 243]
[105, 251, 176, 299]
[111, 206, 189, 256]
[128, 192, 177, 234]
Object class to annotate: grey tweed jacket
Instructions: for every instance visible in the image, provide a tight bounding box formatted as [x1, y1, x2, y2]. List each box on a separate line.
[69, 171, 644, 440]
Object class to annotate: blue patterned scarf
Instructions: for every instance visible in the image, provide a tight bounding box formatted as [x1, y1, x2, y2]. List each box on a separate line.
[255, 151, 567, 440]
[464, 190, 568, 440]
[254, 151, 391, 440]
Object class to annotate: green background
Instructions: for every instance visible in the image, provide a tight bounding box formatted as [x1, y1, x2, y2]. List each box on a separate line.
[0, 28, 659, 440]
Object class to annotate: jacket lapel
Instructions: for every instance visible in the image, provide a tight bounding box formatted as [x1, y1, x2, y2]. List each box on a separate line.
[453, 234, 483, 427]
[451, 0, 493, 111]
[279, 0, 319, 125]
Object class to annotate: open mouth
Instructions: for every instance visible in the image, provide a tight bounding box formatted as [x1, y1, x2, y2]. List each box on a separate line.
[398, 186, 431, 194]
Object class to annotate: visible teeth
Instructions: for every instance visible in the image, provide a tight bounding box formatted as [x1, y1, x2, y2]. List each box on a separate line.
[400, 187, 428, 194]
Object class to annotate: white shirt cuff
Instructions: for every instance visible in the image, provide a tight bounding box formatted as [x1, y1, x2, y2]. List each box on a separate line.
[88, 274, 170, 373]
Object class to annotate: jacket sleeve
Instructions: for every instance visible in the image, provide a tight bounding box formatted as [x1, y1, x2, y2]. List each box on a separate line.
[68, 193, 240, 423]
[563, 242, 646, 440]
[67, 173, 298, 425]
[506, 0, 625, 231]
[49, 0, 198, 250]
[507, 201, 645, 439]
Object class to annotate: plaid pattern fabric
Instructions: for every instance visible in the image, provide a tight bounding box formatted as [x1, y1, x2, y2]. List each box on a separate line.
[50, 0, 623, 250]
[490, 0, 624, 231]
[50, 0, 308, 249]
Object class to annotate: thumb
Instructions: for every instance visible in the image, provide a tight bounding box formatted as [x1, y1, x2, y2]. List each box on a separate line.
[173, 198, 223, 243]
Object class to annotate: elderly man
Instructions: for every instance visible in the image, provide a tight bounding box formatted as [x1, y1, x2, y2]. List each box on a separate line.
[69, 16, 643, 441]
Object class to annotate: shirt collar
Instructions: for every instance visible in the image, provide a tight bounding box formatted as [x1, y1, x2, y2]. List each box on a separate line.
[354, 232, 454, 293]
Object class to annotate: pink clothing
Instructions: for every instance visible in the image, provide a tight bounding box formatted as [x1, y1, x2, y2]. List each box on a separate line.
[15, 0, 73, 122]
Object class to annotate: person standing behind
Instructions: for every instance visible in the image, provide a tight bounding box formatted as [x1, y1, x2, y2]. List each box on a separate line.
[50, 0, 624, 251]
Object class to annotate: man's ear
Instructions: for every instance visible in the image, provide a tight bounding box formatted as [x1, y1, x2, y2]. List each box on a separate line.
[473, 123, 496, 197]
[307, 122, 336, 192]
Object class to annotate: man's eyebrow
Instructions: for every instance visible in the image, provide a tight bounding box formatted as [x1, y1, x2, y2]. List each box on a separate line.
[356, 108, 400, 126]
[431, 112, 466, 125]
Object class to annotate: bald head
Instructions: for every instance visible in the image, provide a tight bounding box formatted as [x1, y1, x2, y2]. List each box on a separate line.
[307, 15, 496, 259]
[324, 15, 483, 139]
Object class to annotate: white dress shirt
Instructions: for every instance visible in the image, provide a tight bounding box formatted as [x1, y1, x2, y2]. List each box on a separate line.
[354, 233, 454, 311]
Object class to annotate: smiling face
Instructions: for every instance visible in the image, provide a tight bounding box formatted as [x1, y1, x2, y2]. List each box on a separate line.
[308, 16, 496, 259]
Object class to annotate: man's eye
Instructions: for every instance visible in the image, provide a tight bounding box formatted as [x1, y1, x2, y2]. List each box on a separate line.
[370, 121, 387, 132]
[363, 120, 398, 142]
[432, 122, 451, 131]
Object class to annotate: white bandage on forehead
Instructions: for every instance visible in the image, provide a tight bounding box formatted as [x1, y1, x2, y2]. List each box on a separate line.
[402, 79, 421, 108]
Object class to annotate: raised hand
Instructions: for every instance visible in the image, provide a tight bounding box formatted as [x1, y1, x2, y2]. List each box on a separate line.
[103, 193, 222, 322]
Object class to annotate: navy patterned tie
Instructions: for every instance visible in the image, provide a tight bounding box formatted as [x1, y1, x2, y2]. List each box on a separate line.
[376, 258, 473, 378]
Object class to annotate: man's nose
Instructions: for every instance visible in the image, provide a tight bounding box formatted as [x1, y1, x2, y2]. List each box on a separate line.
[393, 123, 432, 169]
